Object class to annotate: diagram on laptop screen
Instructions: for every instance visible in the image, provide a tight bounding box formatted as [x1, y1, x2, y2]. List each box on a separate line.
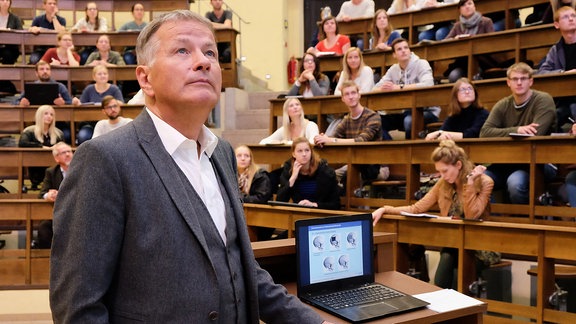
[308, 221, 364, 284]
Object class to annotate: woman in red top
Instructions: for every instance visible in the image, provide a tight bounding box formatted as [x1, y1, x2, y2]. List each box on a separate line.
[307, 16, 350, 56]
[40, 31, 81, 66]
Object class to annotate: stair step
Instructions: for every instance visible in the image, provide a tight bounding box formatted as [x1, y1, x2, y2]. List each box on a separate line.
[235, 109, 270, 130]
[221, 129, 269, 149]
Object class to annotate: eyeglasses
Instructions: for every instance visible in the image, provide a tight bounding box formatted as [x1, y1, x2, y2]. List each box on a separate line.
[509, 77, 531, 83]
[104, 104, 119, 110]
[87, 8, 98, 11]
[303, 59, 315, 63]
[57, 150, 72, 156]
[458, 86, 473, 93]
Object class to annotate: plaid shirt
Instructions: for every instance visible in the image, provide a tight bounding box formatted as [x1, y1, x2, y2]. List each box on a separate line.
[334, 107, 382, 141]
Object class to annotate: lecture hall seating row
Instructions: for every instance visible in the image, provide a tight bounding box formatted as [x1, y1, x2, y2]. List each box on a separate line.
[338, 0, 549, 46]
[0, 28, 240, 89]
[270, 73, 576, 138]
[249, 136, 576, 222]
[242, 203, 576, 323]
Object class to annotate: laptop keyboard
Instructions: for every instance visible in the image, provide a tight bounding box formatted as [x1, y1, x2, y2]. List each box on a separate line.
[312, 285, 404, 310]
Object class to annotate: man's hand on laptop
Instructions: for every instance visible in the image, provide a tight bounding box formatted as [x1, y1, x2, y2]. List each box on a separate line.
[53, 96, 65, 106]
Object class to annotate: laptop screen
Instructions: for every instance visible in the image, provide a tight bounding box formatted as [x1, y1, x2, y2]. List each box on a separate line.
[296, 214, 374, 290]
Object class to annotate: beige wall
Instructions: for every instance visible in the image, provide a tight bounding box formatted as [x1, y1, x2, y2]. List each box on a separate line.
[190, 0, 304, 92]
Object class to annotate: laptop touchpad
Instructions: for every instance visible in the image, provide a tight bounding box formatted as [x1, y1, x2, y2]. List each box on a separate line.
[360, 302, 398, 315]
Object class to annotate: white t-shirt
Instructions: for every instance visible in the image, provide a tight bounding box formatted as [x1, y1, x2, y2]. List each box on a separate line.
[92, 117, 133, 138]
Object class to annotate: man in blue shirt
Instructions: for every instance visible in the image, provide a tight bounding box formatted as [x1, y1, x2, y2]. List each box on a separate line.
[28, 0, 66, 64]
[17, 61, 80, 107]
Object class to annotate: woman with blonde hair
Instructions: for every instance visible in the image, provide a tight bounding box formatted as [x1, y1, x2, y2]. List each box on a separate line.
[334, 47, 374, 95]
[80, 65, 124, 103]
[276, 137, 341, 210]
[259, 98, 319, 145]
[373, 140, 494, 288]
[19, 105, 64, 190]
[235, 145, 273, 240]
[371, 9, 400, 51]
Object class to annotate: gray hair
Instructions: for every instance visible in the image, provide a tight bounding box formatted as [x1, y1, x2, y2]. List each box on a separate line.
[136, 10, 214, 66]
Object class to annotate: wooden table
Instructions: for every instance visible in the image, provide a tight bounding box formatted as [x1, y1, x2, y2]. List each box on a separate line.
[284, 271, 486, 323]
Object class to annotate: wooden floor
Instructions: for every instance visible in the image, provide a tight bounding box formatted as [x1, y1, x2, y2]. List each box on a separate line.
[0, 289, 51, 323]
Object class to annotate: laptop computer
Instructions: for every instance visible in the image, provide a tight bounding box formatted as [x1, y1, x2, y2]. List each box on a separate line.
[295, 214, 429, 323]
[24, 82, 59, 105]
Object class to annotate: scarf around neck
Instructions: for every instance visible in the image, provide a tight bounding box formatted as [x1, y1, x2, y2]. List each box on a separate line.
[459, 11, 482, 35]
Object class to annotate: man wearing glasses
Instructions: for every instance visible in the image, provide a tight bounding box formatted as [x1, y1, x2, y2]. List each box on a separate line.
[92, 95, 133, 138]
[480, 62, 556, 204]
[36, 142, 73, 248]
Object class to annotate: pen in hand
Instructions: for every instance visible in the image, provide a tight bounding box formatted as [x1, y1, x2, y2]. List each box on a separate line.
[569, 117, 575, 124]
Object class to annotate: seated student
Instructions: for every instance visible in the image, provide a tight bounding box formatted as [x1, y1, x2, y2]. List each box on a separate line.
[426, 78, 489, 140]
[480, 63, 557, 204]
[276, 137, 341, 210]
[37, 142, 73, 249]
[235, 145, 273, 240]
[40, 31, 80, 66]
[205, 0, 233, 63]
[260, 98, 319, 145]
[28, 0, 66, 65]
[335, 0, 375, 50]
[71, 2, 108, 65]
[537, 5, 576, 132]
[443, 0, 494, 82]
[19, 105, 64, 191]
[371, 9, 401, 51]
[287, 53, 330, 97]
[333, 47, 374, 95]
[16, 61, 81, 107]
[118, 3, 147, 65]
[80, 65, 124, 104]
[92, 96, 133, 138]
[373, 139, 495, 287]
[373, 38, 440, 139]
[388, 0, 457, 42]
[0, 0, 24, 64]
[539, 0, 576, 24]
[307, 15, 351, 56]
[85, 35, 126, 67]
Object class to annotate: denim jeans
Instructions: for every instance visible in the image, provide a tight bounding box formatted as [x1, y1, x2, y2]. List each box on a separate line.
[566, 170, 576, 208]
[485, 164, 557, 204]
[381, 109, 439, 140]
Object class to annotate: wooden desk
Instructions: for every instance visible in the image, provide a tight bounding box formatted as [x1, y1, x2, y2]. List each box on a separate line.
[243, 204, 576, 323]
[249, 136, 576, 220]
[284, 271, 486, 324]
[269, 72, 576, 136]
[0, 199, 53, 287]
[0, 104, 143, 146]
[386, 0, 548, 44]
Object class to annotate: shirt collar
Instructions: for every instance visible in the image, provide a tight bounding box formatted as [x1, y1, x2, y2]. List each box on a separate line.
[146, 107, 218, 158]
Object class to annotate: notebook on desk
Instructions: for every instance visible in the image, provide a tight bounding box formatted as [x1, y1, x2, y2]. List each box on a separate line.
[24, 82, 59, 105]
[295, 214, 429, 323]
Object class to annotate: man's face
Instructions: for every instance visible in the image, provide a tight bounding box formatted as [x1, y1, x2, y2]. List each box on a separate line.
[54, 145, 73, 167]
[36, 64, 52, 82]
[341, 85, 360, 109]
[210, 0, 223, 10]
[555, 9, 576, 33]
[44, 0, 58, 15]
[138, 20, 222, 117]
[392, 41, 411, 63]
[506, 71, 533, 97]
[102, 99, 120, 120]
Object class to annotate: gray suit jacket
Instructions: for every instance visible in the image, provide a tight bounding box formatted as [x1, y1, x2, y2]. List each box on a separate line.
[50, 110, 322, 323]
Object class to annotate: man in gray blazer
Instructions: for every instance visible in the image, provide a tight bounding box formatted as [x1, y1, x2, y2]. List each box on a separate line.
[50, 10, 327, 323]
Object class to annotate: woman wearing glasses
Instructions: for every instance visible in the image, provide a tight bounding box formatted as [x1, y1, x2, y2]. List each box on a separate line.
[287, 52, 330, 97]
[426, 78, 489, 140]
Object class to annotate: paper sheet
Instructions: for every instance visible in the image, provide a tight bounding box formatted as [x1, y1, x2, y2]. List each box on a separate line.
[413, 289, 484, 313]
